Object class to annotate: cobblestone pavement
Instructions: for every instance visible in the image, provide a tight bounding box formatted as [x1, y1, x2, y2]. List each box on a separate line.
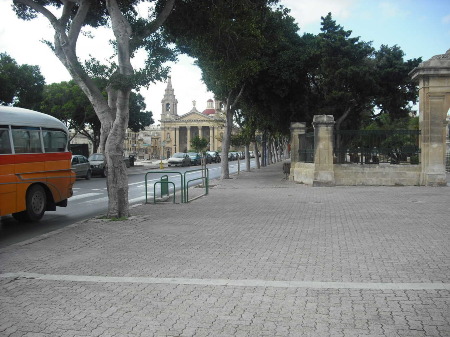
[1, 163, 449, 336]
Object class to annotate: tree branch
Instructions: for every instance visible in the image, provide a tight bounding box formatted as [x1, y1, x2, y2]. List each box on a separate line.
[230, 83, 245, 110]
[13, 0, 59, 26]
[67, 0, 90, 47]
[131, 0, 175, 43]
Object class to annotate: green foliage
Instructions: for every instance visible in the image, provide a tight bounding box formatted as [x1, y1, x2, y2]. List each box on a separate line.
[190, 136, 208, 153]
[160, 0, 276, 100]
[128, 92, 154, 132]
[0, 52, 45, 109]
[40, 80, 153, 149]
[373, 45, 421, 120]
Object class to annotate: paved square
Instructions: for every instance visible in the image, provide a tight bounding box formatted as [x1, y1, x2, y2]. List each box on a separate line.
[1, 163, 449, 336]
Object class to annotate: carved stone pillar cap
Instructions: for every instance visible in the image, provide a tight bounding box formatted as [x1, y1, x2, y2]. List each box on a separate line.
[313, 115, 335, 125]
[290, 122, 306, 131]
[410, 49, 450, 80]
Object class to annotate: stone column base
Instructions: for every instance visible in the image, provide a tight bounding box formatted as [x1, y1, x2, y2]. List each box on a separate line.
[313, 171, 335, 187]
[421, 173, 448, 186]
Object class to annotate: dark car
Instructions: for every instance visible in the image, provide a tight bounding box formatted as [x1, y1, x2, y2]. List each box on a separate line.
[187, 152, 201, 165]
[206, 151, 221, 163]
[204, 153, 213, 164]
[71, 155, 91, 180]
[88, 153, 107, 177]
[168, 152, 191, 167]
[88, 153, 131, 177]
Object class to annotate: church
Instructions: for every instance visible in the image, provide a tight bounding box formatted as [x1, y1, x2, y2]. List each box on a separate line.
[159, 76, 226, 158]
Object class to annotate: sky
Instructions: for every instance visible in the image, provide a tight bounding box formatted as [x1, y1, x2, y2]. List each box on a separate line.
[0, 0, 449, 124]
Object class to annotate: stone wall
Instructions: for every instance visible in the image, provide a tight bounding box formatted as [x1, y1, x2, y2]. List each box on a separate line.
[334, 164, 421, 186]
[290, 50, 449, 187]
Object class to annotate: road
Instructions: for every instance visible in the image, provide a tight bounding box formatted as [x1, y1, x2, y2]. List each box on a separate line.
[0, 160, 255, 248]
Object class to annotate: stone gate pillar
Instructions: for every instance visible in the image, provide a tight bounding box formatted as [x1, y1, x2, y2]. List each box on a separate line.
[312, 115, 335, 187]
[410, 49, 450, 186]
[290, 122, 306, 162]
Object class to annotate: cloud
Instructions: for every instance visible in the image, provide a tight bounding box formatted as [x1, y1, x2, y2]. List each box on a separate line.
[443, 14, 450, 24]
[281, 0, 356, 28]
[378, 1, 410, 19]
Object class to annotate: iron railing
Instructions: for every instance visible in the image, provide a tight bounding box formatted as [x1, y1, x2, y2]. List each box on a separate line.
[334, 129, 421, 164]
[446, 152, 450, 172]
[298, 132, 315, 163]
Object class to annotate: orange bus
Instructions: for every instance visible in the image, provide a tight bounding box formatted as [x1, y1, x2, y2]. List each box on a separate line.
[0, 106, 75, 221]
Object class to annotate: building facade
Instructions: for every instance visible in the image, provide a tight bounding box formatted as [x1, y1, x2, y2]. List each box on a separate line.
[70, 76, 227, 159]
[159, 76, 226, 157]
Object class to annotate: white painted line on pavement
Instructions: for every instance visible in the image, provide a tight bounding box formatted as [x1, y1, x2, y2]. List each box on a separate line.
[1, 272, 450, 291]
[129, 181, 145, 186]
[70, 192, 103, 201]
[79, 196, 108, 204]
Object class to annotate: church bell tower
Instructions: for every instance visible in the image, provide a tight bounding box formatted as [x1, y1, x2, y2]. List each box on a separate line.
[161, 76, 178, 120]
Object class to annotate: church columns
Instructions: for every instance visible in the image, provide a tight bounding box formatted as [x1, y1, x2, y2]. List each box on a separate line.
[174, 127, 179, 153]
[187, 126, 191, 151]
[210, 127, 215, 151]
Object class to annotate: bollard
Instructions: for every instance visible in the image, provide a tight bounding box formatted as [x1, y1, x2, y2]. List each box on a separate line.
[161, 175, 169, 197]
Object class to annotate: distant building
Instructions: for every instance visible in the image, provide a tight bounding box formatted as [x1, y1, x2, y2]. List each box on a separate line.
[70, 76, 230, 159]
[159, 76, 226, 157]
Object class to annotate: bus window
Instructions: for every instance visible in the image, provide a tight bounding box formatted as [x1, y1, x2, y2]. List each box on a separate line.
[12, 127, 43, 154]
[43, 129, 67, 152]
[0, 128, 12, 154]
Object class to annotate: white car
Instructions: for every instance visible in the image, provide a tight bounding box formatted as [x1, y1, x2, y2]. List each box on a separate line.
[168, 153, 191, 167]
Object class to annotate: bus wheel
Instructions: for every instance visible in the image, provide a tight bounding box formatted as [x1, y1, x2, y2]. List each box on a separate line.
[13, 185, 47, 222]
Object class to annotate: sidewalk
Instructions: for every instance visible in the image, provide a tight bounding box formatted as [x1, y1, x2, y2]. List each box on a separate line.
[1, 162, 449, 337]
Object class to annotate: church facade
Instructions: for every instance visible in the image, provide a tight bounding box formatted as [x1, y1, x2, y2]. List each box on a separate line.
[159, 76, 226, 158]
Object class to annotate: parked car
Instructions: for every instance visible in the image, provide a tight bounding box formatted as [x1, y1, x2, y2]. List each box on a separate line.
[168, 152, 191, 167]
[88, 153, 107, 177]
[88, 153, 131, 177]
[187, 152, 201, 166]
[204, 153, 213, 164]
[206, 151, 221, 163]
[228, 152, 236, 161]
[71, 155, 91, 180]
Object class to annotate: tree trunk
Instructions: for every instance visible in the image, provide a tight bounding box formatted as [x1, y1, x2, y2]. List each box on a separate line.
[104, 0, 133, 218]
[220, 85, 245, 179]
[220, 102, 233, 179]
[254, 141, 261, 169]
[245, 143, 251, 172]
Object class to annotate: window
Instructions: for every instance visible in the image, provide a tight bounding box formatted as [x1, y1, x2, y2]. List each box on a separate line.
[43, 129, 67, 152]
[166, 103, 171, 112]
[0, 128, 12, 154]
[12, 127, 42, 153]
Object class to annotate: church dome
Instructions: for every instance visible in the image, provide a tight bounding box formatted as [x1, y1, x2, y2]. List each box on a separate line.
[202, 98, 216, 115]
[203, 108, 216, 115]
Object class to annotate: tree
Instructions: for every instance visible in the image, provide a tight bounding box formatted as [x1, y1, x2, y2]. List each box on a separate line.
[13, 0, 176, 218]
[0, 52, 45, 109]
[160, 0, 278, 179]
[305, 13, 376, 131]
[373, 45, 421, 120]
[40, 81, 153, 153]
[190, 136, 208, 154]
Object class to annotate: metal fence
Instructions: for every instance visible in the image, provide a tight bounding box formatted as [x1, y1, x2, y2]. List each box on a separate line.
[298, 132, 315, 163]
[446, 152, 450, 172]
[334, 129, 421, 164]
